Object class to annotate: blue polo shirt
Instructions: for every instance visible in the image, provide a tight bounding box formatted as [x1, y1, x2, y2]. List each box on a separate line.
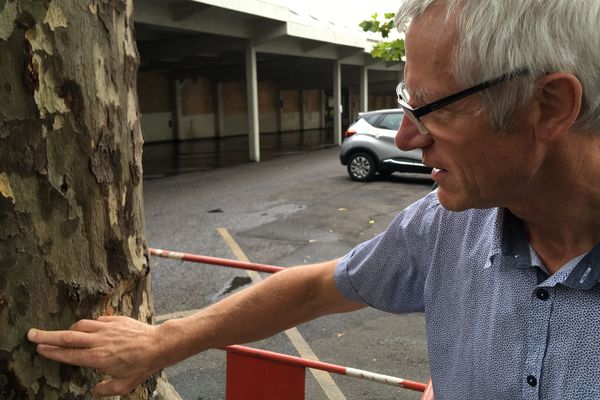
[335, 191, 600, 400]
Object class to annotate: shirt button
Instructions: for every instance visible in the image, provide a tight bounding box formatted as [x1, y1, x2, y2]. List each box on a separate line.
[536, 289, 549, 301]
[527, 375, 537, 387]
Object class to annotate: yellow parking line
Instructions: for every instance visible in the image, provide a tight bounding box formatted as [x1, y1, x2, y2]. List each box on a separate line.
[216, 227, 346, 400]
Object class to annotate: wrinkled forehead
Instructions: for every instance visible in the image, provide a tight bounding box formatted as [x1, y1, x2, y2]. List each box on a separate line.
[403, 3, 459, 90]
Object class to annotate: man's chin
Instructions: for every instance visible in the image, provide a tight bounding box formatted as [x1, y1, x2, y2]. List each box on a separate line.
[436, 188, 498, 211]
[436, 188, 474, 212]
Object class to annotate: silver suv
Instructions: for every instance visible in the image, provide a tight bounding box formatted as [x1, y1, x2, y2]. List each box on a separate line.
[339, 109, 431, 181]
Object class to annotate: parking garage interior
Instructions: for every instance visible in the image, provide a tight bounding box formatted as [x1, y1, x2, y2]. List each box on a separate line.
[133, 0, 402, 178]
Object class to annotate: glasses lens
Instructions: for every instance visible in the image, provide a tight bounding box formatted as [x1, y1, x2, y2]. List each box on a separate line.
[396, 82, 429, 135]
[396, 82, 409, 104]
[403, 109, 429, 134]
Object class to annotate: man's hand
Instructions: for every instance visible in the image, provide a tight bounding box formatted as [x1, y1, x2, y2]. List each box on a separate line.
[420, 378, 434, 400]
[28, 316, 163, 397]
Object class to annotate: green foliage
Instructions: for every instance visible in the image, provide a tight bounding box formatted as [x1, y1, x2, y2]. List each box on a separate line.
[359, 12, 405, 62]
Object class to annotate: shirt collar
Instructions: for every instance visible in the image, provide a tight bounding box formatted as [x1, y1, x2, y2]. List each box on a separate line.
[500, 209, 532, 268]
[563, 242, 600, 289]
[493, 208, 600, 290]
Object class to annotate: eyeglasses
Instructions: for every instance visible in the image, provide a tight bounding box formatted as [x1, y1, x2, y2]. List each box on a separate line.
[396, 67, 530, 134]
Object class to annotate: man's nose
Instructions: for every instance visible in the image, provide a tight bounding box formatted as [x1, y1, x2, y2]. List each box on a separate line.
[395, 115, 434, 150]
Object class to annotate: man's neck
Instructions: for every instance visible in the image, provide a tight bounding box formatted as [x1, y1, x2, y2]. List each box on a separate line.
[508, 133, 600, 274]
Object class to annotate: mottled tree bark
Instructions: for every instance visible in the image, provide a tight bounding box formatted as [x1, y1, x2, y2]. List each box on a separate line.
[0, 1, 177, 398]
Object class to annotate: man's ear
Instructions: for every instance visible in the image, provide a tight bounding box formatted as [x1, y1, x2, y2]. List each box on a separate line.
[532, 72, 582, 142]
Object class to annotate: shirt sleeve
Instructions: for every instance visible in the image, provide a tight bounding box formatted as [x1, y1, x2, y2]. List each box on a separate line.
[334, 191, 443, 314]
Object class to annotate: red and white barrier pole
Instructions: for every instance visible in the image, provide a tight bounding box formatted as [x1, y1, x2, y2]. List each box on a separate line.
[149, 248, 285, 274]
[224, 345, 427, 392]
[149, 248, 428, 396]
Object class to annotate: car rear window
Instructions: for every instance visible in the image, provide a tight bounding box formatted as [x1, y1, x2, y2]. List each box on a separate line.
[363, 114, 381, 126]
[375, 112, 403, 130]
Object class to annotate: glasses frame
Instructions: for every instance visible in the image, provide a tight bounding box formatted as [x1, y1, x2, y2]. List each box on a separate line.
[396, 67, 530, 134]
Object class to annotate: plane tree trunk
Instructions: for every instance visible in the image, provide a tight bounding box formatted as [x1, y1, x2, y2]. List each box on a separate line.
[0, 1, 178, 398]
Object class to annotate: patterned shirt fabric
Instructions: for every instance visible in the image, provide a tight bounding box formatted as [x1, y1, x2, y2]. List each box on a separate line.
[334, 191, 600, 400]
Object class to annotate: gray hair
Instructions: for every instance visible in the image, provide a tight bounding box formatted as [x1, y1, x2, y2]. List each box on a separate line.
[395, 0, 600, 133]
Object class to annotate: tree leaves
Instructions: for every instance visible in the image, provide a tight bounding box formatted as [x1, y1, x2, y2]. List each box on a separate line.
[359, 12, 405, 62]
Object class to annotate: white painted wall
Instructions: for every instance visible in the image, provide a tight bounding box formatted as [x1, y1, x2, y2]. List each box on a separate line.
[259, 112, 278, 132]
[303, 111, 320, 130]
[179, 114, 216, 140]
[140, 112, 173, 142]
[223, 114, 249, 136]
[282, 112, 301, 131]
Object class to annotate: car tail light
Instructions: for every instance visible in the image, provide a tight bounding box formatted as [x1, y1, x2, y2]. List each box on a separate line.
[345, 129, 356, 138]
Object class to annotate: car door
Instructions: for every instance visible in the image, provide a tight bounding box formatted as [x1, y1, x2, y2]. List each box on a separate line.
[371, 112, 422, 161]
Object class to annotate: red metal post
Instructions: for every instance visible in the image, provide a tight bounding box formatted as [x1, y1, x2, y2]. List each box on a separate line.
[226, 351, 306, 400]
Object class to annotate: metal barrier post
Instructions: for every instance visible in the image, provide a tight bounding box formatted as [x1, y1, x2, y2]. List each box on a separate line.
[226, 350, 306, 400]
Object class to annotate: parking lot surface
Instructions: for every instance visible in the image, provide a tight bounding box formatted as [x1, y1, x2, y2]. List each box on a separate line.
[144, 147, 433, 399]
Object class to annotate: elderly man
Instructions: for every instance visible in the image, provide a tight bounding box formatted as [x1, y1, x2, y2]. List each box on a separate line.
[29, 0, 600, 398]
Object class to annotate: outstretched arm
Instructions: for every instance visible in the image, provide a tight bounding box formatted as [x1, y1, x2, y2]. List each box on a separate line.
[28, 259, 364, 397]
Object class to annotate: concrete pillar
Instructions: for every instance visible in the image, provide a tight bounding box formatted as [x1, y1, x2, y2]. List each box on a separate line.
[333, 60, 342, 145]
[360, 66, 368, 112]
[172, 78, 184, 141]
[216, 82, 225, 138]
[320, 89, 326, 130]
[245, 40, 260, 162]
[299, 90, 305, 132]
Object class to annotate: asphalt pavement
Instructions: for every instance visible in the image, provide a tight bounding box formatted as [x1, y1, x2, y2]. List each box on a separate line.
[143, 146, 433, 400]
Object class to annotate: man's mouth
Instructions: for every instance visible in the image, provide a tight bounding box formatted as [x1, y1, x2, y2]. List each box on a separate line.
[431, 167, 448, 179]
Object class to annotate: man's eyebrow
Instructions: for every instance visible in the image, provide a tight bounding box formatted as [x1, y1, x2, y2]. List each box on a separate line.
[411, 87, 444, 105]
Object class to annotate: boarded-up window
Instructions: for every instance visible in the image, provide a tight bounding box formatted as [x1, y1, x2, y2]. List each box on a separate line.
[303, 89, 320, 112]
[222, 81, 247, 115]
[181, 77, 214, 116]
[138, 71, 170, 113]
[258, 81, 277, 113]
[281, 90, 300, 112]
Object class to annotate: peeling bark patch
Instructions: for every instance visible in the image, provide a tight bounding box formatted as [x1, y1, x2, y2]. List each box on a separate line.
[59, 174, 68, 194]
[0, 120, 44, 171]
[97, 0, 127, 33]
[90, 121, 123, 184]
[0, 0, 17, 41]
[59, 364, 75, 382]
[124, 55, 138, 87]
[25, 24, 53, 55]
[90, 149, 114, 184]
[58, 79, 83, 123]
[0, 295, 7, 314]
[0, 258, 10, 289]
[52, 114, 63, 130]
[106, 238, 129, 277]
[14, 284, 29, 316]
[33, 54, 68, 117]
[37, 179, 65, 221]
[21, 42, 39, 94]
[112, 0, 128, 13]
[44, 2, 68, 31]
[0, 351, 28, 400]
[60, 216, 79, 238]
[58, 280, 81, 304]
[129, 160, 141, 186]
[0, 172, 15, 203]
[0, 195, 19, 238]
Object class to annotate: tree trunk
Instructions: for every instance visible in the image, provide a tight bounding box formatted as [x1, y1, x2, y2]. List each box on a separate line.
[0, 1, 178, 398]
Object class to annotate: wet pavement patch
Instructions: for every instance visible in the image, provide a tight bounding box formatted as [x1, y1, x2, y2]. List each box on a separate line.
[218, 276, 252, 297]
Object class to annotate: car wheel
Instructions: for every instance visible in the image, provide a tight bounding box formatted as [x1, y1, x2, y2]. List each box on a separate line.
[347, 152, 377, 181]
